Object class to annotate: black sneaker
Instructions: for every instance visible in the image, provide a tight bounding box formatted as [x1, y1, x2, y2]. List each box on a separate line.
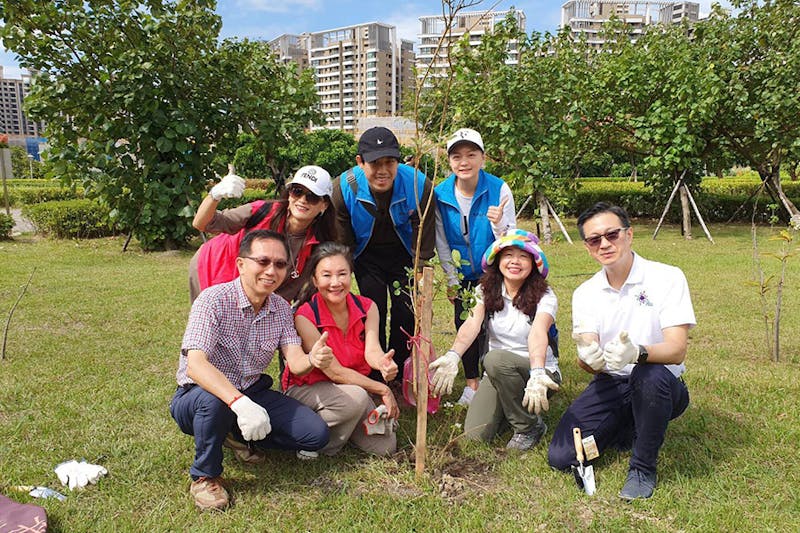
[619, 468, 657, 500]
[506, 418, 547, 451]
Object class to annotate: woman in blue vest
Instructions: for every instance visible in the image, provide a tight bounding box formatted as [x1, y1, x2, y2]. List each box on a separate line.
[434, 128, 516, 405]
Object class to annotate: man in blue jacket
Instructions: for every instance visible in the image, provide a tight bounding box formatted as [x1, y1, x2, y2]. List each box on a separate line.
[331, 127, 435, 382]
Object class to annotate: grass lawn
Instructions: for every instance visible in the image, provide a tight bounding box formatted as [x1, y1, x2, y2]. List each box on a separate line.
[1, 221, 799, 532]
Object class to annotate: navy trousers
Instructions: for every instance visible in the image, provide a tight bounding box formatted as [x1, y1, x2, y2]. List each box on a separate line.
[354, 244, 415, 379]
[548, 364, 689, 476]
[170, 375, 329, 479]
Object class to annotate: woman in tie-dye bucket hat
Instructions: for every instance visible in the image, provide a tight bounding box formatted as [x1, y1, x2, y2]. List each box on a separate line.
[429, 229, 561, 451]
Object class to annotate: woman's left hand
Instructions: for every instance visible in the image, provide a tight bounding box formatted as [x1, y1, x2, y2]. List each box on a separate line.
[380, 386, 400, 420]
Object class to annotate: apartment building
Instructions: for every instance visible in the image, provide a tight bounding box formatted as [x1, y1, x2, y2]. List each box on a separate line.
[417, 9, 526, 85]
[560, 1, 700, 48]
[0, 66, 45, 138]
[271, 22, 415, 133]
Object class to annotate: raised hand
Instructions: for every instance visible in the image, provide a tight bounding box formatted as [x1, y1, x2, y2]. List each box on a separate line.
[210, 165, 246, 201]
[602, 331, 638, 371]
[573, 332, 605, 371]
[486, 196, 509, 226]
[309, 331, 333, 369]
[379, 349, 398, 382]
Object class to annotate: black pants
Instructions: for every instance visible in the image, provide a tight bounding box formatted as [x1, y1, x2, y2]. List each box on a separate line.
[354, 245, 414, 382]
[453, 277, 484, 380]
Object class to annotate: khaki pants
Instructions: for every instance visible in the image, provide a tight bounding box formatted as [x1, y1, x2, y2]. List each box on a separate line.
[286, 381, 396, 456]
[464, 349, 561, 441]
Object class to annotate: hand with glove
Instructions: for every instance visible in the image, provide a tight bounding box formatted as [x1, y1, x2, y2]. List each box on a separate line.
[573, 332, 605, 372]
[522, 368, 560, 415]
[210, 164, 246, 201]
[602, 331, 639, 371]
[54, 460, 108, 491]
[230, 395, 271, 441]
[428, 350, 460, 397]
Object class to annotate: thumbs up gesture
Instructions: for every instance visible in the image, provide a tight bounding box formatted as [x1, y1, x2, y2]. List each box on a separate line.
[378, 349, 398, 382]
[486, 195, 509, 226]
[602, 331, 638, 371]
[308, 331, 334, 369]
[210, 163, 246, 201]
[573, 332, 605, 372]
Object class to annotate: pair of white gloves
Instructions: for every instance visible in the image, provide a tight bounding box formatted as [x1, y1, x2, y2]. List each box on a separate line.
[54, 460, 107, 491]
[209, 166, 246, 201]
[429, 351, 559, 415]
[574, 331, 639, 372]
[362, 404, 396, 436]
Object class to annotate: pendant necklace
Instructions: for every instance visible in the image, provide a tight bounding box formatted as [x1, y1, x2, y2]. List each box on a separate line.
[287, 233, 302, 279]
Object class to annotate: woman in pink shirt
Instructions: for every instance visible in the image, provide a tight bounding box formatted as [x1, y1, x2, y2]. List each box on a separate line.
[284, 242, 399, 456]
[189, 166, 337, 304]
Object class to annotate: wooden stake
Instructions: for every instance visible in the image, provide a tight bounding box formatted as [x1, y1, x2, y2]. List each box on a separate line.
[414, 266, 434, 480]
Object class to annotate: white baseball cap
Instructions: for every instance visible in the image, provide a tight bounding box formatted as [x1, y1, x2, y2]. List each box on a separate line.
[289, 165, 333, 197]
[447, 128, 485, 154]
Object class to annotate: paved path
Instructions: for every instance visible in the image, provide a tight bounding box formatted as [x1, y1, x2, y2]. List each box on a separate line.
[9, 208, 35, 235]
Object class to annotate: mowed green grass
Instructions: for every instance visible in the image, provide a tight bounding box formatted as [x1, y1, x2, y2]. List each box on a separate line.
[1, 221, 799, 532]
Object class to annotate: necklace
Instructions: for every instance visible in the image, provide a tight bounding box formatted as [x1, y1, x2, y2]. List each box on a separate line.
[286, 232, 304, 279]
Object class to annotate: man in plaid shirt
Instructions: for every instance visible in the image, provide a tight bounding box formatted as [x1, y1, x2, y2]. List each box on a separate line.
[170, 229, 332, 511]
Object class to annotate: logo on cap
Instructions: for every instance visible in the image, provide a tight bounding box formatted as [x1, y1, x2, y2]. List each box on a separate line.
[301, 168, 318, 182]
[376, 139, 383, 145]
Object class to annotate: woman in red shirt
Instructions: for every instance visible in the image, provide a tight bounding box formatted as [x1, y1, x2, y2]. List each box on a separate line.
[284, 242, 399, 456]
[188, 165, 337, 304]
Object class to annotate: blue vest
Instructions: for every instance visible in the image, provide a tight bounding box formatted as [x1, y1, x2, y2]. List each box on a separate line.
[435, 169, 504, 281]
[339, 163, 429, 259]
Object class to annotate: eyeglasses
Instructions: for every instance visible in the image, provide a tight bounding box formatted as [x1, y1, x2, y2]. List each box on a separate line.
[288, 184, 323, 205]
[583, 227, 629, 248]
[242, 256, 289, 270]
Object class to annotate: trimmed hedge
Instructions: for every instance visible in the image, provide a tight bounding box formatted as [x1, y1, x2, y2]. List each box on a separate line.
[568, 179, 800, 223]
[15, 187, 82, 205]
[0, 213, 13, 239]
[22, 199, 114, 239]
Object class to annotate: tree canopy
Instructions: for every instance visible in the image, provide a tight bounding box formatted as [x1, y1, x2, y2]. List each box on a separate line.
[0, 0, 320, 249]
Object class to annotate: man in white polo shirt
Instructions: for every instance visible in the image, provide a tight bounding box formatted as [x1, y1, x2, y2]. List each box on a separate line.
[547, 202, 695, 500]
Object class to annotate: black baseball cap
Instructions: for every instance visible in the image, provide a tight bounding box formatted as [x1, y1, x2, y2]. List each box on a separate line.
[358, 127, 401, 163]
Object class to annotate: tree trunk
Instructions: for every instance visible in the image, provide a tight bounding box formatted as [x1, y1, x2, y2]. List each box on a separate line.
[537, 191, 552, 244]
[679, 185, 692, 240]
[762, 166, 799, 217]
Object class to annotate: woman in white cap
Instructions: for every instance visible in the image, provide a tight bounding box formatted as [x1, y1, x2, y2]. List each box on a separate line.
[434, 128, 516, 405]
[429, 230, 560, 451]
[189, 165, 338, 304]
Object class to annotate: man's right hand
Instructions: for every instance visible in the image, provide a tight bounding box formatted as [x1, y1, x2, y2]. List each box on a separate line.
[428, 350, 460, 396]
[210, 170, 246, 201]
[230, 395, 271, 441]
[573, 332, 605, 372]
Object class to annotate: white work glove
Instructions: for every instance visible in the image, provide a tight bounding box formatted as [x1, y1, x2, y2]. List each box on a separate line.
[362, 404, 394, 436]
[428, 350, 461, 397]
[573, 332, 606, 372]
[54, 460, 108, 491]
[603, 331, 639, 371]
[522, 368, 560, 415]
[230, 395, 271, 441]
[210, 167, 246, 201]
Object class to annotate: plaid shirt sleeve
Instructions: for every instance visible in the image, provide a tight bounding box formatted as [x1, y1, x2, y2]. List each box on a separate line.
[181, 291, 221, 356]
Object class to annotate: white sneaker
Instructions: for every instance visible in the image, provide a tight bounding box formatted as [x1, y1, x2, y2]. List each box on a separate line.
[296, 450, 319, 460]
[457, 386, 476, 406]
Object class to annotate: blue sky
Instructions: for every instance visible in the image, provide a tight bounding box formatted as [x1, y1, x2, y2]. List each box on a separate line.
[1, 0, 723, 77]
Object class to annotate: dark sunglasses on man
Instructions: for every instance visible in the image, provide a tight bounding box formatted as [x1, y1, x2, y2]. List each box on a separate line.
[288, 184, 323, 205]
[583, 227, 629, 248]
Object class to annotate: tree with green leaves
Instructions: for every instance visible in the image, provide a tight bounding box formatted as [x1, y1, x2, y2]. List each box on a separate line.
[0, 0, 320, 249]
[693, 0, 800, 217]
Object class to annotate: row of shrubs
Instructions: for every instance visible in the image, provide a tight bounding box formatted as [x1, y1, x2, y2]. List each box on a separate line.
[8, 176, 800, 240]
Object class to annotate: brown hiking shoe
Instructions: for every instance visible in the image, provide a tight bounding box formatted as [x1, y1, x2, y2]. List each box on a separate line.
[223, 434, 266, 465]
[190, 477, 229, 511]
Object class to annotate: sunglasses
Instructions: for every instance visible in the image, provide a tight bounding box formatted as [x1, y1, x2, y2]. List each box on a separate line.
[288, 184, 323, 205]
[242, 256, 289, 270]
[583, 227, 629, 248]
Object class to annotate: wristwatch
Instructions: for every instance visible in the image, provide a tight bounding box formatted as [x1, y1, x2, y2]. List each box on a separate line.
[637, 344, 649, 364]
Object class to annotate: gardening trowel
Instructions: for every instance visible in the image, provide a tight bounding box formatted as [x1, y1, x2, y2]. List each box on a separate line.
[572, 427, 596, 495]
